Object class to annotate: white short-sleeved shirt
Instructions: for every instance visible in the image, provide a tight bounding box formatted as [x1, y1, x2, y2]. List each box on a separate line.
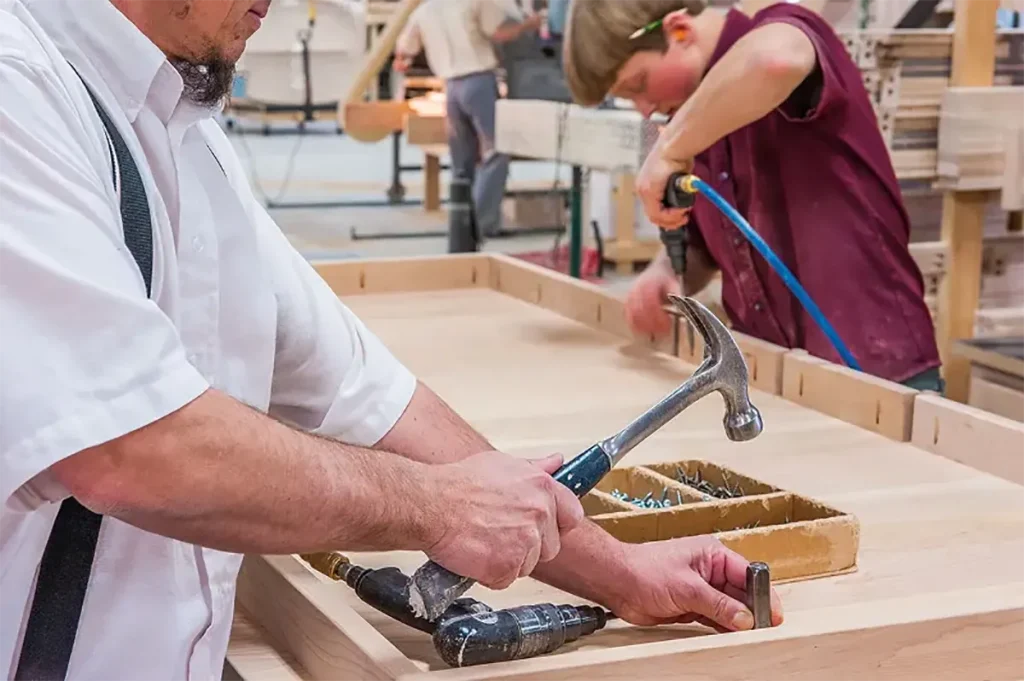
[397, 0, 525, 80]
[0, 0, 417, 677]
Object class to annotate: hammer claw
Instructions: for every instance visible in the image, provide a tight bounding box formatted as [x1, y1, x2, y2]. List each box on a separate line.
[663, 295, 764, 443]
[667, 295, 713, 359]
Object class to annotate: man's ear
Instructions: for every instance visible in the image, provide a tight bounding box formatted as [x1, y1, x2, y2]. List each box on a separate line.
[662, 9, 695, 45]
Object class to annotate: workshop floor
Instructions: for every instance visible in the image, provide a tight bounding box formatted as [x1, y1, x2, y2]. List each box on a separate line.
[225, 119, 638, 297]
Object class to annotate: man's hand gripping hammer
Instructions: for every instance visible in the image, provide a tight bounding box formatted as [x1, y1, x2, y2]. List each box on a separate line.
[407, 297, 765, 621]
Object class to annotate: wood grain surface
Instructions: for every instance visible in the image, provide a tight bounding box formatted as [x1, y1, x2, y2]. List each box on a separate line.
[232, 281, 1024, 679]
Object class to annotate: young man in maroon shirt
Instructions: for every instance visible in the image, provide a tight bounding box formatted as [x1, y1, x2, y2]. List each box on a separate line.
[563, 0, 944, 391]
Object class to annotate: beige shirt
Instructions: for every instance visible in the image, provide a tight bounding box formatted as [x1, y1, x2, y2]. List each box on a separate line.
[397, 0, 525, 80]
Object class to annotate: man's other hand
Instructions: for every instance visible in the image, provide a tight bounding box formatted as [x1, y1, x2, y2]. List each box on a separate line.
[612, 536, 785, 631]
[424, 452, 585, 590]
[625, 256, 682, 338]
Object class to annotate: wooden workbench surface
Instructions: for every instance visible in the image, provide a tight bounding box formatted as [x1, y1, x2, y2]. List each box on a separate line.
[233, 286, 1024, 679]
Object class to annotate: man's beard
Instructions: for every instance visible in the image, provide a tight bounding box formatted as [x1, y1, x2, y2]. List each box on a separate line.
[170, 57, 236, 108]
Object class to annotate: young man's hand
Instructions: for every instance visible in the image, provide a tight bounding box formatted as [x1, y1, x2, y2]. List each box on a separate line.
[423, 452, 585, 590]
[637, 148, 694, 230]
[625, 254, 681, 338]
[611, 536, 785, 631]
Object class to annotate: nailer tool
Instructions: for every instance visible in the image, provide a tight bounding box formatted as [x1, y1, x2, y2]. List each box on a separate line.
[300, 553, 615, 668]
[661, 173, 699, 356]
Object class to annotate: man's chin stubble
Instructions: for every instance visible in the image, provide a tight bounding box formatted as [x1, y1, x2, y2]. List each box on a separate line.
[170, 57, 237, 108]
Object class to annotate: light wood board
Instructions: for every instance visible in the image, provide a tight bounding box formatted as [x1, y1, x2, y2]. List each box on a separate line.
[231, 255, 1024, 679]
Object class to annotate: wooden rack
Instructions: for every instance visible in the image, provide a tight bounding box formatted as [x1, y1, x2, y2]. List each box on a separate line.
[840, 8, 1024, 403]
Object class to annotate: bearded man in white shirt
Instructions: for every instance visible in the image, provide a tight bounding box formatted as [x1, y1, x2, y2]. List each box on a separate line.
[0, 0, 782, 678]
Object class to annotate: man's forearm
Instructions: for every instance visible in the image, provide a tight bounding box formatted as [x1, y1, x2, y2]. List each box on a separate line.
[52, 389, 444, 555]
[659, 23, 816, 162]
[530, 519, 636, 610]
[376, 381, 493, 462]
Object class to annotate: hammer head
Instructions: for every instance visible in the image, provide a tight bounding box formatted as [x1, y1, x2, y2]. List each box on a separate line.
[667, 295, 764, 442]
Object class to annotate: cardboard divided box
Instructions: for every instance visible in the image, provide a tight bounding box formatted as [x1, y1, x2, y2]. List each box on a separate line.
[584, 460, 861, 583]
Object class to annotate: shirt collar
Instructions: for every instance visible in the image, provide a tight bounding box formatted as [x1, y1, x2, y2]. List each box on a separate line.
[22, 0, 183, 124]
[704, 8, 756, 75]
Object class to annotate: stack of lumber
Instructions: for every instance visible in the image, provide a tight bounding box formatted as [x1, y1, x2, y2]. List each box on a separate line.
[840, 29, 1024, 182]
[838, 28, 1024, 341]
[901, 182, 1010, 243]
[937, 86, 1024, 191]
[913, 234, 1024, 338]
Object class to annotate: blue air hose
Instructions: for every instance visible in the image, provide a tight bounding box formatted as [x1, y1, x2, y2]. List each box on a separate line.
[667, 174, 862, 371]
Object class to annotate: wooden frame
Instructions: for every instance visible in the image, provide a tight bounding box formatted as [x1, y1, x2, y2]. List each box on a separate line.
[227, 254, 1024, 680]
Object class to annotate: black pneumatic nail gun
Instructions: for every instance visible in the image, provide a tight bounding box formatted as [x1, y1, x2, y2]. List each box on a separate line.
[300, 553, 615, 668]
[661, 173, 698, 356]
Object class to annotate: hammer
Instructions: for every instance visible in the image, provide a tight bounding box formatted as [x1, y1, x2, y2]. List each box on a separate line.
[407, 296, 764, 621]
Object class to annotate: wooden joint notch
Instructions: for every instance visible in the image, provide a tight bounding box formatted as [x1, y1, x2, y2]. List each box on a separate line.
[911, 393, 1024, 485]
[487, 254, 634, 340]
[673, 321, 785, 396]
[781, 351, 917, 441]
[315, 254, 492, 297]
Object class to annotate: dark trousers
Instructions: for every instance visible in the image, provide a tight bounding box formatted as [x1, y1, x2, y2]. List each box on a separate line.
[901, 367, 945, 395]
[445, 70, 510, 238]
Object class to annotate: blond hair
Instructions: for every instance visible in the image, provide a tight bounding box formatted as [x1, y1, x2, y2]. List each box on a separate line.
[563, 0, 707, 106]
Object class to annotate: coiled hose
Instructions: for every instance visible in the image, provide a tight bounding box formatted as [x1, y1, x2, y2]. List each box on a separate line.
[669, 174, 861, 371]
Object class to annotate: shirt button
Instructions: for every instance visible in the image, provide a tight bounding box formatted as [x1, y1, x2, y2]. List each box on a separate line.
[733, 236, 742, 246]
[719, 171, 730, 181]
[192, 235, 204, 252]
[753, 302, 764, 312]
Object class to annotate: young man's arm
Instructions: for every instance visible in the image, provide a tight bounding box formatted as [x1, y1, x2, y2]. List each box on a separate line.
[658, 22, 817, 163]
[637, 21, 817, 229]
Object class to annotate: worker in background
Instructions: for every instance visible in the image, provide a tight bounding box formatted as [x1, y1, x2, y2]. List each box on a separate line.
[1, 0, 780, 676]
[394, 0, 542, 238]
[563, 0, 944, 393]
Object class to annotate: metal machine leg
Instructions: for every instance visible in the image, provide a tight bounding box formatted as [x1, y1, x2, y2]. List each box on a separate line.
[569, 166, 583, 279]
[387, 131, 406, 203]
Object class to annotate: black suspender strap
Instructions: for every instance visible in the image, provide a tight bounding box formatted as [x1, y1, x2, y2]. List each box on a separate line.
[14, 70, 154, 681]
